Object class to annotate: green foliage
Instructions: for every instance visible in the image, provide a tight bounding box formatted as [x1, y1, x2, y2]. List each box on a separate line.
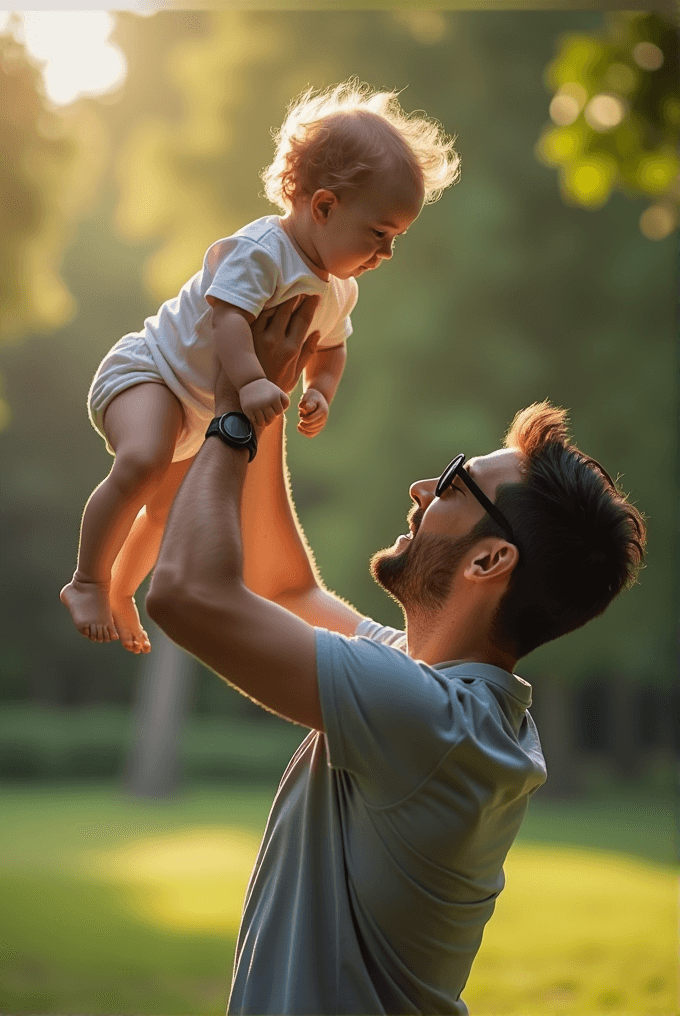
[0, 27, 92, 344]
[0, 21, 112, 441]
[0, 10, 675, 706]
[537, 12, 680, 238]
[0, 703, 304, 783]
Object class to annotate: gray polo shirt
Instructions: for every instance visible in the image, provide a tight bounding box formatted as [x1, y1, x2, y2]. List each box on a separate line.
[227, 619, 547, 1015]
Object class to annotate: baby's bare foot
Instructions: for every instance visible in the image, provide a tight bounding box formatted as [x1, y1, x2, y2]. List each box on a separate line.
[110, 594, 151, 654]
[60, 576, 119, 643]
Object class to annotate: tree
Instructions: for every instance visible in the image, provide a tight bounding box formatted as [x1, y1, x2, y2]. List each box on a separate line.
[107, 10, 677, 689]
[0, 20, 104, 428]
[1, 10, 673, 793]
[537, 11, 680, 240]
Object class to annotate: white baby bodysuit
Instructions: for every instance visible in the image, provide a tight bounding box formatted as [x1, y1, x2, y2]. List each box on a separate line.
[89, 215, 358, 460]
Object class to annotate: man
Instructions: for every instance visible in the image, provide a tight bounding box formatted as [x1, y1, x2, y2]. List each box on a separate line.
[147, 296, 646, 1016]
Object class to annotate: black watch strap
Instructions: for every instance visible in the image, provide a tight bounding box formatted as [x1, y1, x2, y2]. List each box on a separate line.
[205, 412, 257, 462]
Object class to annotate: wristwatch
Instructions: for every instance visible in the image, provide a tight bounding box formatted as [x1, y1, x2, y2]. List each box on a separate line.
[205, 412, 257, 461]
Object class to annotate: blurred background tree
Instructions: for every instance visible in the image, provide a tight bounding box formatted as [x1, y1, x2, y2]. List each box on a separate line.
[0, 8, 675, 785]
[537, 10, 680, 240]
[0, 21, 105, 426]
[0, 11, 676, 1014]
[0, 11, 207, 711]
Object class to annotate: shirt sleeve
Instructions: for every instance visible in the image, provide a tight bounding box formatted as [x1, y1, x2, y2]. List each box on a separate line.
[315, 625, 471, 807]
[205, 237, 279, 317]
[321, 277, 359, 348]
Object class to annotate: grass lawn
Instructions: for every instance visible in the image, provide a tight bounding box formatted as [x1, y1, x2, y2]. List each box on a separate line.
[0, 782, 676, 1016]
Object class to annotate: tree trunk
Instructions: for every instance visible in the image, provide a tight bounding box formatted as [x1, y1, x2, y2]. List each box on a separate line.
[123, 621, 195, 798]
[609, 675, 642, 780]
[531, 674, 583, 799]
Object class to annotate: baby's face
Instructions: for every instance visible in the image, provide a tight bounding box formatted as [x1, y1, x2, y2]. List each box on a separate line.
[315, 172, 423, 280]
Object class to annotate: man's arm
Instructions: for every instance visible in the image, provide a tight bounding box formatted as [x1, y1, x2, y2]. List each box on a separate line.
[241, 414, 363, 635]
[146, 296, 363, 729]
[241, 297, 364, 635]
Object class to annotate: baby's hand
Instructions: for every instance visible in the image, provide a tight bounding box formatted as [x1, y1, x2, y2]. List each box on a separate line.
[298, 388, 329, 438]
[240, 378, 290, 427]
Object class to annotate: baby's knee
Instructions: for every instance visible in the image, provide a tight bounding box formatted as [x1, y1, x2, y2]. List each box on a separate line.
[110, 447, 171, 496]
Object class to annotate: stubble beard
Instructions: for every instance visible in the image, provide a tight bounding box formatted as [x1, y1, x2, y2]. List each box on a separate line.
[370, 528, 479, 615]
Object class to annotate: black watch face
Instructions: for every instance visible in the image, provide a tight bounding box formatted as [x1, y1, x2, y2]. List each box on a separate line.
[221, 414, 251, 442]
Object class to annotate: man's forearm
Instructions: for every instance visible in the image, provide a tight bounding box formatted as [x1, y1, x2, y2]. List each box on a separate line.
[241, 414, 320, 601]
[149, 402, 248, 611]
[149, 288, 363, 641]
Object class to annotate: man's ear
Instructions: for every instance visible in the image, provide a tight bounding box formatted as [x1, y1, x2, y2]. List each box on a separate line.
[310, 189, 338, 224]
[464, 540, 519, 583]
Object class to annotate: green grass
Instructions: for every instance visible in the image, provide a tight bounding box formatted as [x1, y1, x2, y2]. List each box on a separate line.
[516, 784, 676, 866]
[0, 783, 677, 1015]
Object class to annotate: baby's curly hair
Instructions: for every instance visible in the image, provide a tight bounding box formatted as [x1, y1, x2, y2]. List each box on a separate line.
[261, 79, 461, 213]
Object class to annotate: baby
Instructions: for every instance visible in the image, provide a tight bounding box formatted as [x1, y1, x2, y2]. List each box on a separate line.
[60, 80, 460, 652]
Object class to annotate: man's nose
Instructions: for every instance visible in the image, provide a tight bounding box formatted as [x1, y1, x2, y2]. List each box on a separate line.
[409, 477, 437, 507]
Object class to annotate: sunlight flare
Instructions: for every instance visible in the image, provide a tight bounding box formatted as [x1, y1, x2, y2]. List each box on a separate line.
[79, 826, 262, 933]
[0, 11, 127, 106]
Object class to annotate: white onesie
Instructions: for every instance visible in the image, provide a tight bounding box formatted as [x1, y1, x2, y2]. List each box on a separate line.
[88, 215, 359, 461]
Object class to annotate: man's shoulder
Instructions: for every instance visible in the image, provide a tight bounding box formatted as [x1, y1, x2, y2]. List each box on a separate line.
[355, 617, 407, 651]
[316, 622, 417, 684]
[346, 622, 533, 710]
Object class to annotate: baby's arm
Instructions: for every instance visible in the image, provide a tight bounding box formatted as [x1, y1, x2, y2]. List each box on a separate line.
[209, 298, 289, 426]
[298, 343, 347, 437]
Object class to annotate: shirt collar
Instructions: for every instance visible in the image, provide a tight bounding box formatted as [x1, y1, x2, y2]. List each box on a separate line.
[430, 659, 533, 708]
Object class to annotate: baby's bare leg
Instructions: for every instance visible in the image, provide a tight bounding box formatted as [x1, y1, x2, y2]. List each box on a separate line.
[60, 382, 184, 649]
[109, 455, 195, 653]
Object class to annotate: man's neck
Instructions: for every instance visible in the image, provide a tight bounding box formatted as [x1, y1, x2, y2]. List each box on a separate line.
[404, 609, 517, 673]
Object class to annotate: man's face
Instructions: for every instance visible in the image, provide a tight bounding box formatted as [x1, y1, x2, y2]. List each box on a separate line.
[371, 448, 524, 613]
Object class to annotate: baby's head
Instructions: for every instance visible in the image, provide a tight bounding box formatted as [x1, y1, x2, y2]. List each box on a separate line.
[262, 80, 460, 279]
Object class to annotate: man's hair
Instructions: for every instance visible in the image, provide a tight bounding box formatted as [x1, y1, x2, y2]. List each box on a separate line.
[261, 79, 460, 213]
[472, 401, 646, 660]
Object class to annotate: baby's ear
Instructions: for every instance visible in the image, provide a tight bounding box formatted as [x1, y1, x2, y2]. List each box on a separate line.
[311, 189, 337, 223]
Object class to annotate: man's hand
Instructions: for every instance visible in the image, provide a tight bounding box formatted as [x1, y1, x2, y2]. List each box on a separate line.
[298, 388, 329, 437]
[213, 295, 320, 420]
[251, 295, 322, 394]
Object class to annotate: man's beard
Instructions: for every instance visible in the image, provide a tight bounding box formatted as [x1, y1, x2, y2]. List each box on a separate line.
[370, 526, 479, 615]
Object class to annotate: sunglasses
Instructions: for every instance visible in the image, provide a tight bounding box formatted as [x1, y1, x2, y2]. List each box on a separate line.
[435, 453, 517, 546]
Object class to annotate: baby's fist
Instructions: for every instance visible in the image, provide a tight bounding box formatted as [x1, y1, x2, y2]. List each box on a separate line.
[298, 388, 329, 438]
[240, 378, 290, 428]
